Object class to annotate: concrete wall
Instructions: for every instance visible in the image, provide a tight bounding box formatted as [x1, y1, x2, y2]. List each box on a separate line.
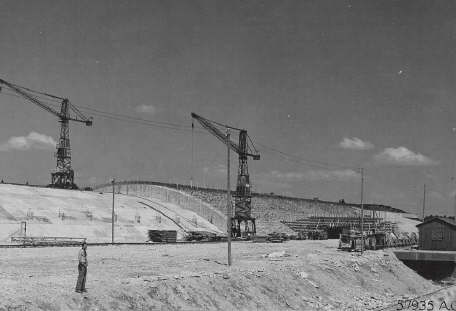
[94, 181, 399, 235]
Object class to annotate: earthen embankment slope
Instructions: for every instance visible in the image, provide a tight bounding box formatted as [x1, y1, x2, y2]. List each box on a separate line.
[0, 184, 222, 242]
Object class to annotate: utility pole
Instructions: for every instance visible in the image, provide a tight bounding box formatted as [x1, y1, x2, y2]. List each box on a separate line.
[453, 190, 456, 220]
[422, 184, 426, 222]
[191, 121, 194, 188]
[360, 168, 364, 255]
[112, 178, 115, 244]
[226, 130, 232, 266]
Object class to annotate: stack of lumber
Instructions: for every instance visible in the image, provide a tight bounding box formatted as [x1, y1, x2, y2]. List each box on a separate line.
[11, 236, 86, 246]
[252, 235, 268, 243]
[147, 230, 177, 243]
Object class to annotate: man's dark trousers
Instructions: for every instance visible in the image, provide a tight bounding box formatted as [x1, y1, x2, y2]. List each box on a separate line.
[76, 263, 87, 292]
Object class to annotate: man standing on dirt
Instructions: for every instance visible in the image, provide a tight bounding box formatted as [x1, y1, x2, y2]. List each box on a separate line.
[75, 242, 88, 293]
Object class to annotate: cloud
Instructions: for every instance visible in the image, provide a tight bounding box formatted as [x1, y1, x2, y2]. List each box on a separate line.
[339, 137, 374, 150]
[0, 132, 56, 151]
[271, 169, 359, 182]
[374, 146, 438, 166]
[135, 104, 156, 115]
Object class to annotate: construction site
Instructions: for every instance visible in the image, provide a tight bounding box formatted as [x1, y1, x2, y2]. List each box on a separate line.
[0, 178, 428, 311]
[0, 78, 434, 310]
[1, 1, 456, 310]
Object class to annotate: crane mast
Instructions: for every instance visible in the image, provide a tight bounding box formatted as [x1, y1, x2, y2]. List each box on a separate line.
[53, 99, 74, 188]
[0, 78, 92, 189]
[191, 112, 260, 238]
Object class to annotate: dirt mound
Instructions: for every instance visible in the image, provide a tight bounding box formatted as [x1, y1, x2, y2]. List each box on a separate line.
[0, 240, 438, 310]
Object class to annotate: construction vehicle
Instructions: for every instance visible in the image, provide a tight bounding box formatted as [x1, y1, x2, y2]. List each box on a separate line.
[339, 228, 387, 251]
[339, 229, 361, 251]
[267, 232, 287, 243]
[0, 78, 92, 189]
[339, 228, 418, 251]
[191, 112, 260, 238]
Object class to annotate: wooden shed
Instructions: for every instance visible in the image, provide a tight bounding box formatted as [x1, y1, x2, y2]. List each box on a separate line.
[416, 217, 456, 251]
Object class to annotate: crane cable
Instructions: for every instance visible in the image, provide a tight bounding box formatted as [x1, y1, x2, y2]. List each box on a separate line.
[7, 81, 65, 101]
[256, 141, 356, 171]
[1, 89, 359, 171]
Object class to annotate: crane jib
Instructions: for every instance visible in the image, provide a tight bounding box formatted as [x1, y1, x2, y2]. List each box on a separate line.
[191, 112, 259, 238]
[0, 77, 93, 189]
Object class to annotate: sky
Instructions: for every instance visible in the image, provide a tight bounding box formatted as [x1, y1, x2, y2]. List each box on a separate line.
[1, 0, 456, 216]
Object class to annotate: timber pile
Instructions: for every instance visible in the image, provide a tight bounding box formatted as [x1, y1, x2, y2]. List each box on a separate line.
[184, 231, 222, 242]
[148, 230, 177, 243]
[252, 235, 268, 243]
[10, 236, 86, 246]
[282, 216, 396, 234]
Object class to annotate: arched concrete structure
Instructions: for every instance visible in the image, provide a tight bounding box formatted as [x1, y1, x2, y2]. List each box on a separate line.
[94, 180, 227, 233]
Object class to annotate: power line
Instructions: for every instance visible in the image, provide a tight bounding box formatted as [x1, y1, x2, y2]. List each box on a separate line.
[1, 90, 358, 170]
[83, 110, 193, 132]
[77, 105, 192, 129]
[256, 141, 358, 171]
[40, 101, 203, 132]
[0, 89, 199, 131]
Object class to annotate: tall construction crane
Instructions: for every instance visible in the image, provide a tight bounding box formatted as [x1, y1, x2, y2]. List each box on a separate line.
[0, 78, 93, 189]
[191, 112, 260, 238]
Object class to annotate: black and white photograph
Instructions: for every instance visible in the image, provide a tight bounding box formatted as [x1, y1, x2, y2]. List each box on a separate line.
[1, 1, 456, 310]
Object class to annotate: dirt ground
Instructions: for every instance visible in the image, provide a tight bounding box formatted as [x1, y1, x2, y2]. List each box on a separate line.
[0, 240, 443, 310]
